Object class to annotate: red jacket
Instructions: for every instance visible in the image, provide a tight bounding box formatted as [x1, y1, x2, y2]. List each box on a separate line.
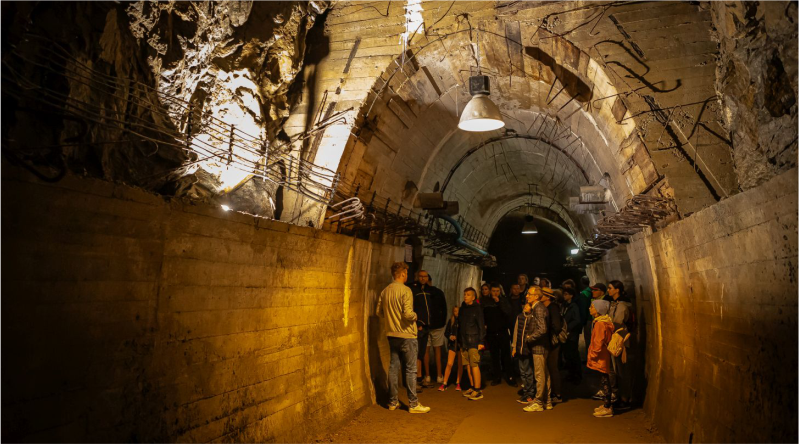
[587, 316, 614, 374]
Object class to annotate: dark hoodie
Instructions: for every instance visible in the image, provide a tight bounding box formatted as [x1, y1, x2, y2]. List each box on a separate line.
[411, 283, 448, 329]
[458, 301, 485, 349]
[482, 295, 513, 336]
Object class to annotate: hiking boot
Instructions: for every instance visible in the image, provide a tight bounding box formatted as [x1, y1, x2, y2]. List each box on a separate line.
[593, 406, 614, 417]
[438, 384, 447, 391]
[388, 402, 399, 411]
[551, 395, 563, 404]
[517, 396, 534, 404]
[468, 390, 484, 400]
[462, 388, 475, 397]
[523, 402, 544, 412]
[436, 375, 444, 384]
[409, 403, 431, 414]
[455, 383, 462, 391]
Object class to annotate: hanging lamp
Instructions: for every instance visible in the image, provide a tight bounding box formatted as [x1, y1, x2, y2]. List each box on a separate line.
[458, 29, 505, 132]
[521, 184, 538, 234]
[521, 215, 538, 234]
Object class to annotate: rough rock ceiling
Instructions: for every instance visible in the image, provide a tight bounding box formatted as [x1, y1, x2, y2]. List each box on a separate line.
[2, 1, 795, 245]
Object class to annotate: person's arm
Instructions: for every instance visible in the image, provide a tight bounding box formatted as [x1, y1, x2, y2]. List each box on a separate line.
[376, 290, 384, 317]
[402, 289, 418, 322]
[511, 318, 519, 356]
[477, 306, 486, 347]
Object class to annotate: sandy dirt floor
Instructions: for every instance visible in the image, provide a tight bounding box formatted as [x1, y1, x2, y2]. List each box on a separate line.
[315, 372, 663, 443]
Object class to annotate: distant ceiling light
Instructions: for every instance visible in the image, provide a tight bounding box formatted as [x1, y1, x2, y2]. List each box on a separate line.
[521, 215, 538, 234]
[458, 75, 505, 132]
[221, 204, 231, 212]
[571, 249, 580, 255]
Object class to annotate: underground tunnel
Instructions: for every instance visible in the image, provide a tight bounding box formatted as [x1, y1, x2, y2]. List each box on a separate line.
[1, 1, 797, 443]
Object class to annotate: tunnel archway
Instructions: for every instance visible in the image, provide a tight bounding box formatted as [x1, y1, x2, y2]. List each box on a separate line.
[482, 210, 582, 291]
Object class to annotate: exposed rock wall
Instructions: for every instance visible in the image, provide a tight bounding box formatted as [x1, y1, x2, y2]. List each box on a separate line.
[712, 1, 798, 190]
[3, 1, 330, 217]
[1, 161, 403, 442]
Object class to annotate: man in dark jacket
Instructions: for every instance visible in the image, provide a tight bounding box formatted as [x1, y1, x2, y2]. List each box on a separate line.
[512, 289, 536, 404]
[458, 288, 485, 400]
[483, 283, 516, 387]
[411, 270, 447, 386]
[561, 287, 583, 383]
[522, 286, 550, 412]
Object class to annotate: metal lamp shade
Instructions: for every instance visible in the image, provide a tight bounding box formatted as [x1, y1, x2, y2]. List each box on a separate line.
[521, 216, 538, 234]
[458, 94, 505, 132]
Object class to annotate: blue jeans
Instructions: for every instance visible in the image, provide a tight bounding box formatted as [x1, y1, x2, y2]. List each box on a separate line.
[518, 354, 535, 398]
[388, 337, 418, 407]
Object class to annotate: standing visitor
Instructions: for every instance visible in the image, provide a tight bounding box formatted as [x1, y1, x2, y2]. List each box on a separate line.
[608, 280, 633, 410]
[509, 283, 524, 320]
[439, 306, 472, 391]
[484, 283, 515, 387]
[517, 274, 530, 299]
[578, 277, 593, 354]
[542, 288, 564, 404]
[540, 278, 552, 289]
[587, 299, 615, 418]
[458, 287, 486, 400]
[561, 279, 576, 291]
[479, 283, 491, 305]
[589, 282, 611, 401]
[522, 286, 551, 412]
[561, 287, 583, 383]
[512, 289, 537, 404]
[411, 270, 448, 386]
[376, 262, 430, 413]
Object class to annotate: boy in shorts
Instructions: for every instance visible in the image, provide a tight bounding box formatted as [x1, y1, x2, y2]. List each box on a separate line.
[458, 287, 485, 400]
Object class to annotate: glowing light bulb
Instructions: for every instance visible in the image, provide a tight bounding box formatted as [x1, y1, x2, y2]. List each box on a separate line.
[221, 205, 231, 212]
[571, 249, 579, 255]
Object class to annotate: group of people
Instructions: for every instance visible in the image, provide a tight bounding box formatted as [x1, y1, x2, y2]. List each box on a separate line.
[377, 262, 635, 417]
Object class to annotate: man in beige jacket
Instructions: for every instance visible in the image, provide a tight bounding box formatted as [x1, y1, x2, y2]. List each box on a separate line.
[376, 262, 431, 414]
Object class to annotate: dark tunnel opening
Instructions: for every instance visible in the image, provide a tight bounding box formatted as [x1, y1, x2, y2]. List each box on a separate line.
[482, 213, 583, 290]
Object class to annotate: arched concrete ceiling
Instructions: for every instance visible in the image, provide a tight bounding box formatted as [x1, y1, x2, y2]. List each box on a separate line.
[320, 1, 737, 242]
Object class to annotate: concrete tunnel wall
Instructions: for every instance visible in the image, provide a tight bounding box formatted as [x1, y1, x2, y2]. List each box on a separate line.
[2, 163, 481, 442]
[588, 168, 798, 443]
[3, 164, 796, 444]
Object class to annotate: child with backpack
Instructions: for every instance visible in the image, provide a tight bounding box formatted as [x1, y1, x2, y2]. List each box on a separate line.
[587, 299, 615, 418]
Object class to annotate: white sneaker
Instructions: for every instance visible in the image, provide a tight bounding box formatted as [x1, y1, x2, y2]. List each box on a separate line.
[423, 376, 431, 385]
[409, 403, 431, 414]
[436, 375, 444, 384]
